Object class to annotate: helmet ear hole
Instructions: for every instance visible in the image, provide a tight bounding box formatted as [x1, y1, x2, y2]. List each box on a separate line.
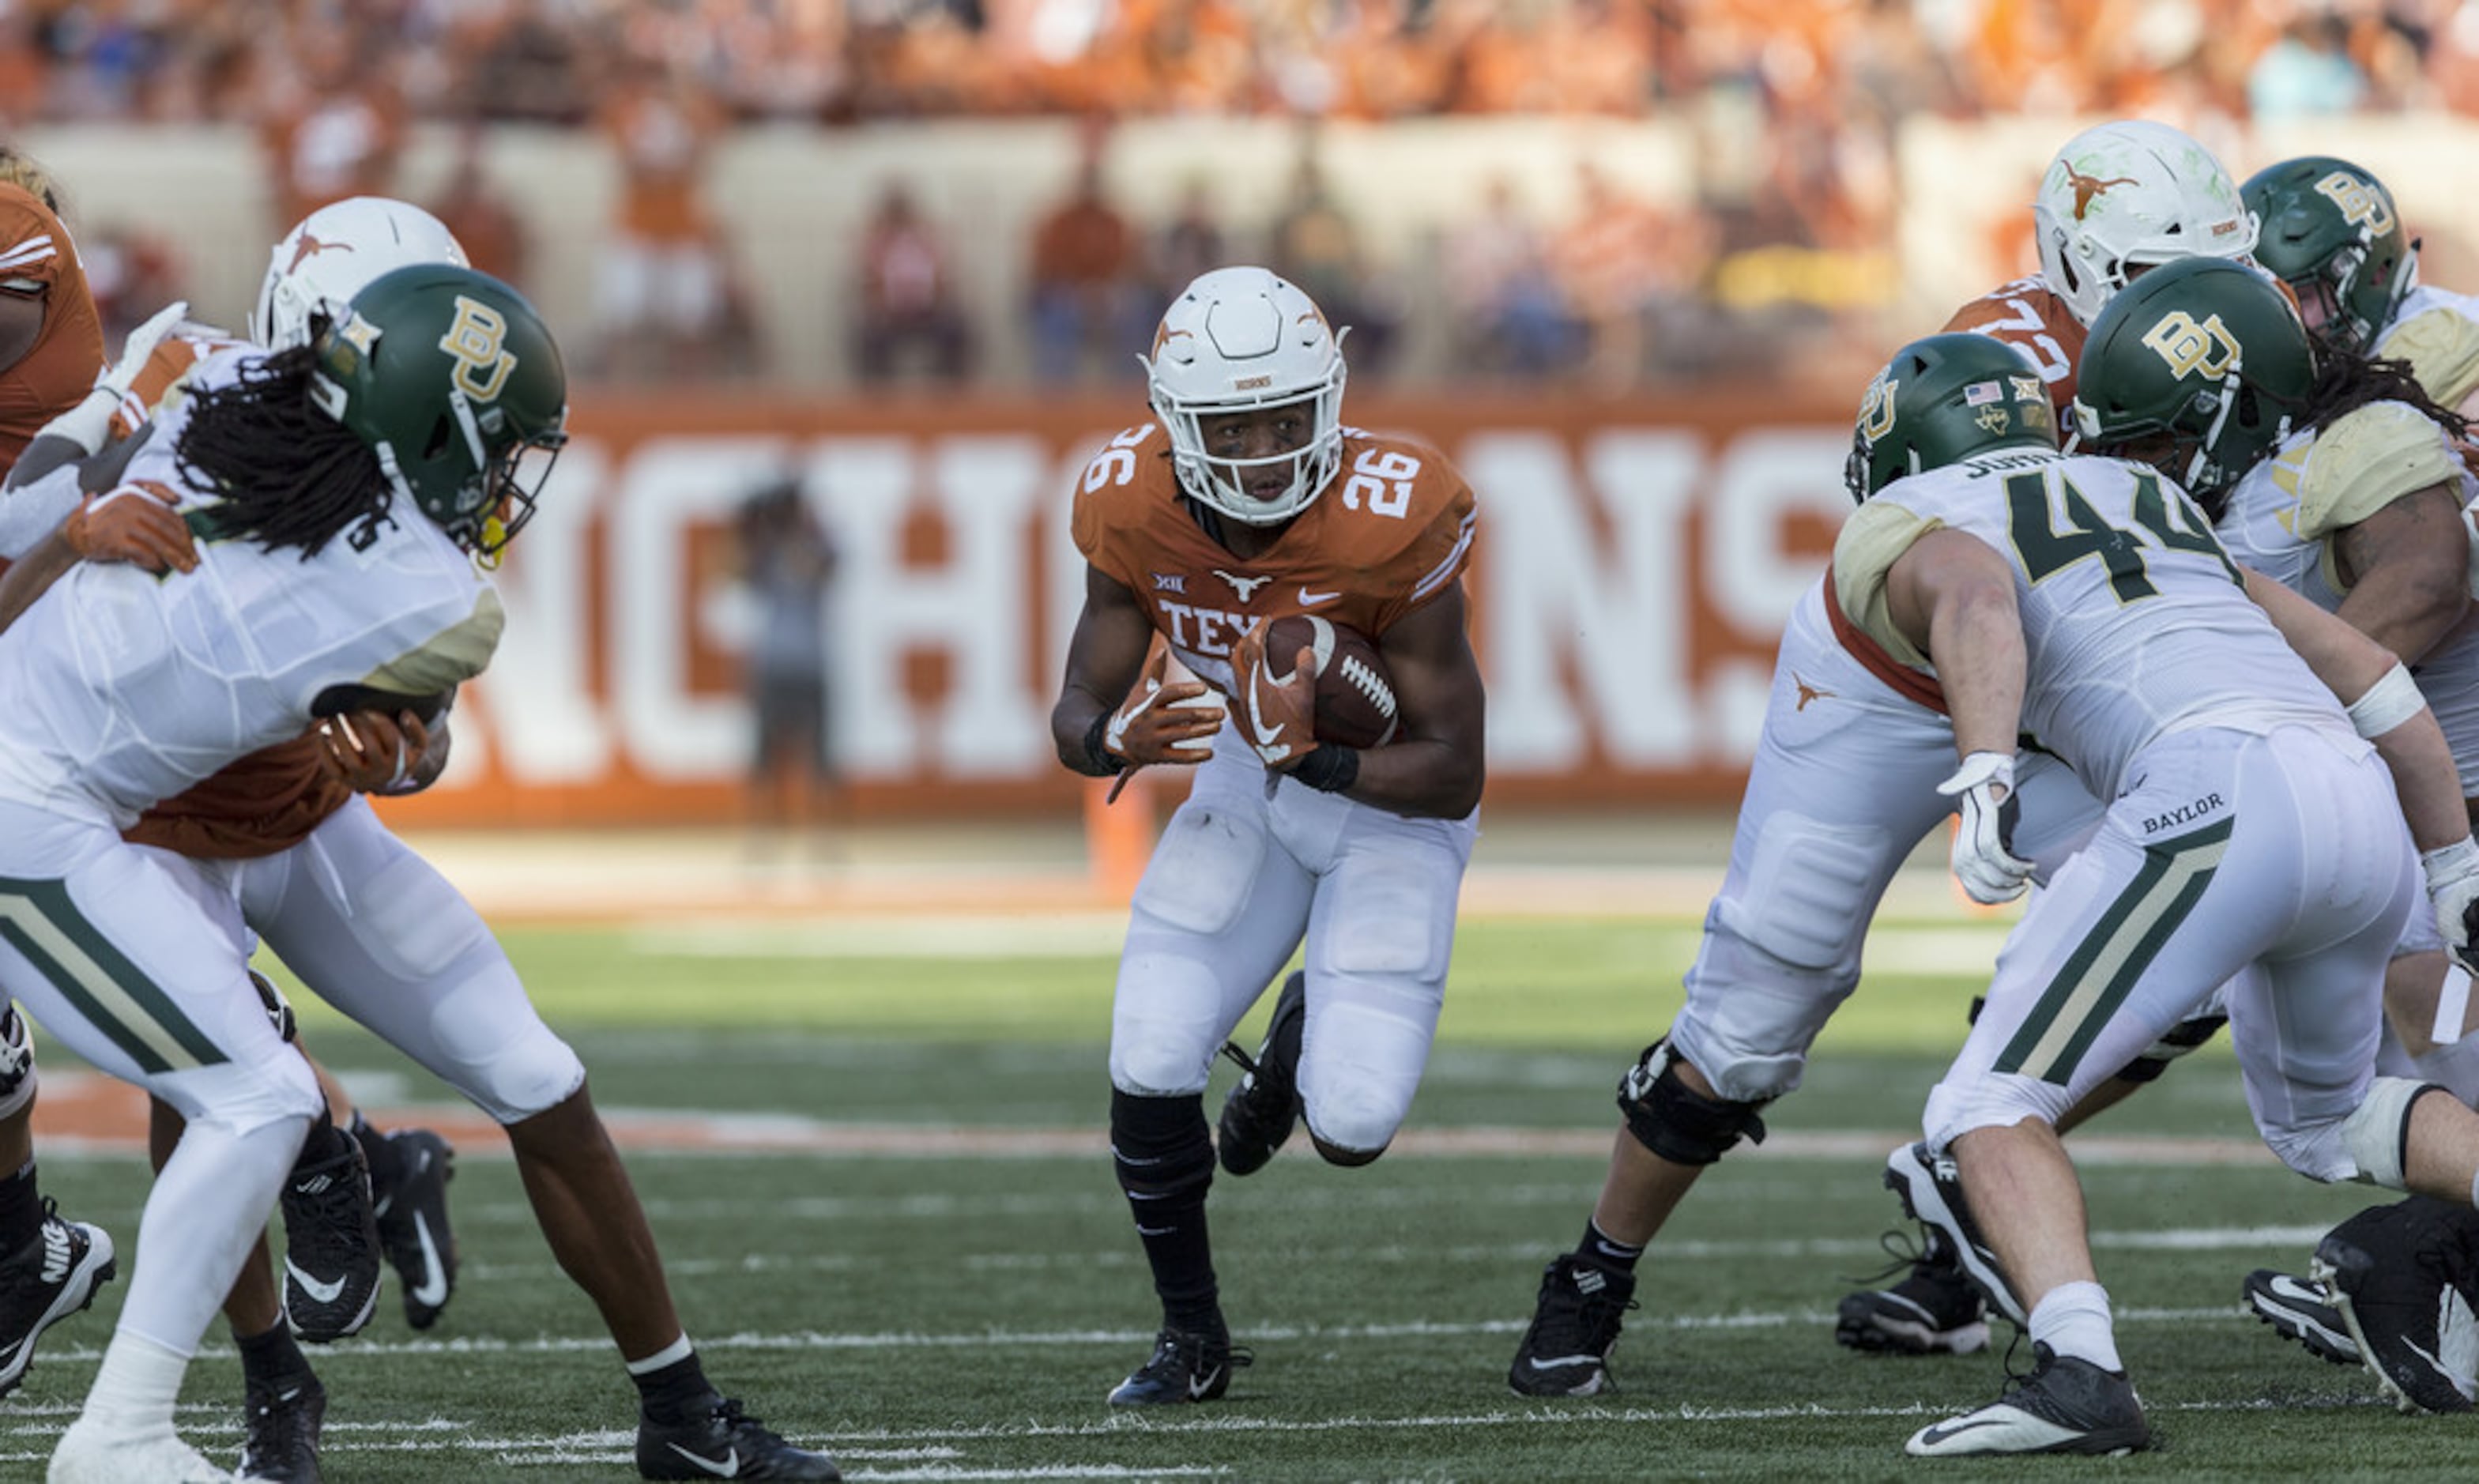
[421, 413, 454, 461]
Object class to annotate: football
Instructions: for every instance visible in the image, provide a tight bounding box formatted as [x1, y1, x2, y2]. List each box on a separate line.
[1261, 614, 1400, 749]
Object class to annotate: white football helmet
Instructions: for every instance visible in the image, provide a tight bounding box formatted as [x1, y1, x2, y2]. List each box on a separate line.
[1141, 266, 1347, 527]
[2032, 119, 2259, 328]
[251, 196, 470, 350]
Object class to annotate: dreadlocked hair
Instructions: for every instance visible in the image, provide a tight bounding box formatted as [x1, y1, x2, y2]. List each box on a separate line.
[173, 346, 394, 559]
[2280, 345, 2473, 446]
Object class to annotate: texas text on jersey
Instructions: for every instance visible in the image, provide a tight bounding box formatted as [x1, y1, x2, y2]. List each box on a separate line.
[1072, 423, 1477, 694]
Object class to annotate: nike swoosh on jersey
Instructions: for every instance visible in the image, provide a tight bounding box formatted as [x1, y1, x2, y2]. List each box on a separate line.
[286, 1261, 347, 1305]
[668, 1442, 742, 1478]
[409, 1212, 450, 1307]
[1298, 586, 1339, 607]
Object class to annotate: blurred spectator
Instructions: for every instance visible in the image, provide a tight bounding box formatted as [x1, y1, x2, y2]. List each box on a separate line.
[1550, 160, 1701, 390]
[81, 226, 185, 346]
[591, 50, 733, 379]
[735, 473, 840, 857]
[1026, 148, 1143, 386]
[1149, 179, 1229, 303]
[258, 22, 406, 231]
[429, 126, 530, 290]
[1266, 137, 1400, 376]
[853, 181, 974, 385]
[2249, 13, 2372, 119]
[1439, 175, 1576, 377]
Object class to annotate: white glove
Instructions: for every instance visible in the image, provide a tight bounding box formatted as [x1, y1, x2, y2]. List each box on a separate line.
[1939, 751, 2033, 905]
[2423, 837, 2479, 968]
[34, 299, 190, 456]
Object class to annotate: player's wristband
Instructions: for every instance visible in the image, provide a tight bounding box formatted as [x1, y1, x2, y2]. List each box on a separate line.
[1078, 711, 1126, 778]
[1290, 744, 1358, 794]
[2347, 661, 2427, 739]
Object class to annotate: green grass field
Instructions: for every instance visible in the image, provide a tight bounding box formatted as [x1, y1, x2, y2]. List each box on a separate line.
[5, 913, 2473, 1481]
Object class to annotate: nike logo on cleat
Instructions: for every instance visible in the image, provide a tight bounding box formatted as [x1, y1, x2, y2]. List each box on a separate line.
[1914, 1417, 2010, 1448]
[667, 1442, 741, 1477]
[285, 1262, 346, 1305]
[1524, 1354, 1595, 1371]
[2266, 1275, 2329, 1303]
[1187, 1365, 1224, 1399]
[409, 1215, 450, 1307]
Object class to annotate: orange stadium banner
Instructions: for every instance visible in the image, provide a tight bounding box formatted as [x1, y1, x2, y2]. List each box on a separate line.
[375, 389, 1857, 827]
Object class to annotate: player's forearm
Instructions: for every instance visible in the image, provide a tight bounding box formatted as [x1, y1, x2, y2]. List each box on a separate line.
[1927, 586, 2027, 759]
[1322, 738, 1483, 819]
[1050, 688, 1116, 776]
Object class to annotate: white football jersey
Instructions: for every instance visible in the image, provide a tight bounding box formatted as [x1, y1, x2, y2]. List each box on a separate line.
[0, 348, 503, 826]
[2379, 284, 2479, 409]
[1835, 448, 2356, 800]
[2217, 400, 2479, 764]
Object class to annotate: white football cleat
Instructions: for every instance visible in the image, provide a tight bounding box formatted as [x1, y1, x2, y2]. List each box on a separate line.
[48, 1418, 232, 1484]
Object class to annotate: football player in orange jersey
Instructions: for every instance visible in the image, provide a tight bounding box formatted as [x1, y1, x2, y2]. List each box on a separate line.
[1053, 266, 1486, 1403]
[1942, 119, 2259, 412]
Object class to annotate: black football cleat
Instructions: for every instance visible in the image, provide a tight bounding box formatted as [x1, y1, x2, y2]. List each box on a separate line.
[1509, 1258, 1637, 1396]
[637, 1394, 840, 1480]
[1837, 1226, 1990, 1355]
[237, 1371, 326, 1483]
[1216, 971, 1305, 1176]
[372, 1128, 458, 1330]
[0, 1199, 114, 1396]
[1905, 1342, 2150, 1456]
[281, 1128, 382, 1344]
[1107, 1324, 1253, 1405]
[2313, 1196, 2479, 1413]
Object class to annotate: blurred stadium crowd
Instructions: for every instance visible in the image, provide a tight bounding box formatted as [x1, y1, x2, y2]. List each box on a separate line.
[8, 0, 2474, 387]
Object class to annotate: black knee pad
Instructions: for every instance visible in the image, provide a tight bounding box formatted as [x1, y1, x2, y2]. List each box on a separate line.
[2112, 1011, 2228, 1085]
[1111, 1090, 1215, 1201]
[1615, 1038, 1768, 1166]
[1309, 1132, 1385, 1169]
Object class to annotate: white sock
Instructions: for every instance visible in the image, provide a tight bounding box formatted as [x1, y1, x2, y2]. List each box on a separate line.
[116, 1113, 309, 1362]
[2029, 1280, 2123, 1373]
[77, 1330, 188, 1435]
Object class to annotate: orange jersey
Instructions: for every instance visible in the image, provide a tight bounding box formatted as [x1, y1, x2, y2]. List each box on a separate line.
[122, 737, 351, 859]
[1072, 424, 1477, 692]
[1941, 276, 2083, 412]
[0, 183, 102, 473]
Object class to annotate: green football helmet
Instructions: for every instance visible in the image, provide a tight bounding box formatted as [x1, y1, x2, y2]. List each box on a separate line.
[311, 263, 567, 554]
[1844, 333, 2059, 503]
[2071, 257, 2314, 507]
[2241, 156, 2415, 355]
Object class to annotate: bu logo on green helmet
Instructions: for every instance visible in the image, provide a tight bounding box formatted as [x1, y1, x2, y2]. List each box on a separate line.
[2240, 155, 2417, 355]
[311, 264, 569, 556]
[2071, 257, 2314, 511]
[1845, 333, 2059, 504]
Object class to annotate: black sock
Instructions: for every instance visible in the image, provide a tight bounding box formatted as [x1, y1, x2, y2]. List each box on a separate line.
[236, 1321, 315, 1390]
[631, 1350, 715, 1426]
[351, 1113, 405, 1206]
[1111, 1090, 1222, 1335]
[292, 1117, 350, 1174]
[0, 1161, 36, 1252]
[1578, 1218, 1645, 1274]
